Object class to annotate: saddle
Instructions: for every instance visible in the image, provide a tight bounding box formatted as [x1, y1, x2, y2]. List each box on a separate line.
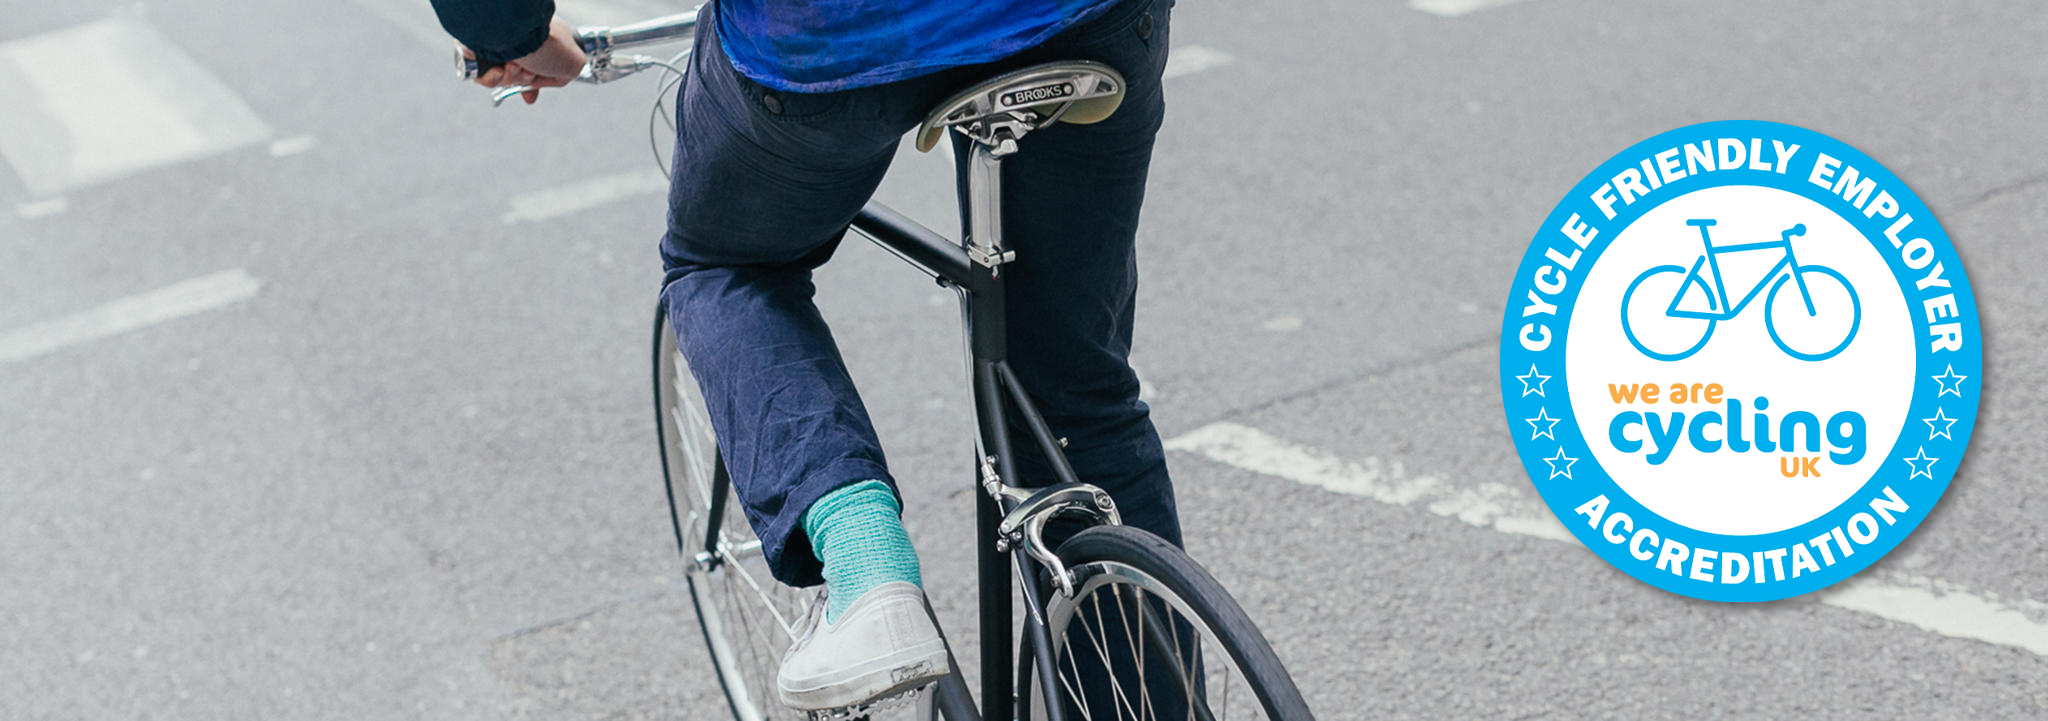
[914, 61, 1127, 153]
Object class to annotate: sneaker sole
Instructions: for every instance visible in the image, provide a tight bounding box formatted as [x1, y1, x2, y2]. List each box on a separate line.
[798, 683, 929, 721]
[777, 641, 950, 711]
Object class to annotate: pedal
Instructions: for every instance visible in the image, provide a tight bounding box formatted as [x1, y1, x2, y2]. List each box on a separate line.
[801, 683, 928, 721]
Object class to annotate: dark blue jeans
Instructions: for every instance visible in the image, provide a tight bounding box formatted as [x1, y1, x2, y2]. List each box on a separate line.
[660, 0, 1180, 588]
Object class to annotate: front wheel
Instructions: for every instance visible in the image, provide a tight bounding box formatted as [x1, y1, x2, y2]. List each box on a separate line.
[1765, 266, 1860, 361]
[1022, 526, 1315, 721]
[658, 307, 850, 721]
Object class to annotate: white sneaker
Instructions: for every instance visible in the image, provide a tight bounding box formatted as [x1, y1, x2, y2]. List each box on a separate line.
[776, 581, 951, 712]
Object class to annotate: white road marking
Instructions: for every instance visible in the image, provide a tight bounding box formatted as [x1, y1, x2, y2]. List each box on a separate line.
[1129, 361, 1159, 402]
[0, 18, 271, 196]
[0, 269, 262, 365]
[269, 136, 319, 157]
[1820, 574, 2048, 656]
[18, 197, 68, 219]
[1164, 45, 1235, 80]
[501, 170, 669, 224]
[1167, 422, 1572, 541]
[1166, 420, 2048, 657]
[1409, 0, 1539, 17]
[1261, 315, 1304, 332]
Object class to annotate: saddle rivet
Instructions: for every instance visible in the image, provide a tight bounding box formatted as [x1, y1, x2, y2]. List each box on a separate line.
[1137, 12, 1153, 40]
[761, 93, 783, 115]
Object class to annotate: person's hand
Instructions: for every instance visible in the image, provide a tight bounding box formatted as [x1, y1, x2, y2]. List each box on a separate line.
[466, 18, 586, 105]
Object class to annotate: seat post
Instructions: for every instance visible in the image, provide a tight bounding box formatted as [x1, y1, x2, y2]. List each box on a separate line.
[965, 139, 1016, 272]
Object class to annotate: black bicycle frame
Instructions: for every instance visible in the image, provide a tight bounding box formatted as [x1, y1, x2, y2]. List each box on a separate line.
[848, 200, 1088, 721]
[680, 198, 1088, 721]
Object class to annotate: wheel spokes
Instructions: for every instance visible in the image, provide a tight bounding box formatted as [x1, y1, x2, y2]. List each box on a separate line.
[1050, 573, 1256, 721]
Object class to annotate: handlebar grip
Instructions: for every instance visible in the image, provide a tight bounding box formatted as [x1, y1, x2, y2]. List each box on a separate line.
[454, 48, 534, 106]
[456, 46, 482, 80]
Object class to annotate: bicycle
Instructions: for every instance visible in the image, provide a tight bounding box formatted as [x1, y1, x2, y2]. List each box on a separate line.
[461, 10, 1314, 721]
[1620, 219, 1861, 362]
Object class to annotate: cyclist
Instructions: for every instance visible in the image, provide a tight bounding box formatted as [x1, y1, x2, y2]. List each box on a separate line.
[430, 0, 1179, 711]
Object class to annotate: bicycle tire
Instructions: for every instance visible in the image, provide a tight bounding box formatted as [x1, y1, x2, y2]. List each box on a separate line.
[1763, 266, 1860, 361]
[1021, 525, 1315, 721]
[1621, 264, 1717, 361]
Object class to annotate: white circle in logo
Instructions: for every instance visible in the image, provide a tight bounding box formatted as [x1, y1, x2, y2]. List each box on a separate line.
[1565, 185, 1914, 535]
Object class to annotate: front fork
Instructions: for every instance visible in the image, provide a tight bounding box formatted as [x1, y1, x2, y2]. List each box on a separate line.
[1784, 253, 1819, 317]
[981, 450, 1122, 721]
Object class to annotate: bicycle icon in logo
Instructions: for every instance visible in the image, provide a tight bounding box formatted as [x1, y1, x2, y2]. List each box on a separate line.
[1621, 219, 1861, 361]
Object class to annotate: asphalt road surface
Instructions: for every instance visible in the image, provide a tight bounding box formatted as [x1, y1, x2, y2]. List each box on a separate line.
[3, 0, 2045, 718]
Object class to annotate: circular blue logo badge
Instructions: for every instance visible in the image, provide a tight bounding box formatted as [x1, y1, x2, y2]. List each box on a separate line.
[1499, 120, 1980, 601]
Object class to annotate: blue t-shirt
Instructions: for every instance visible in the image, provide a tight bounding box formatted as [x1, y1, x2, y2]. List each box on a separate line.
[716, 0, 1122, 92]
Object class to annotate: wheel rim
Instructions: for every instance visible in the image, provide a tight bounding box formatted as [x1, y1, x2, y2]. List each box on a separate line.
[1621, 265, 1717, 361]
[1037, 561, 1270, 721]
[1764, 267, 1860, 361]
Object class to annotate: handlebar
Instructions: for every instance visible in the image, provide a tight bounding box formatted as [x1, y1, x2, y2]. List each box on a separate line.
[455, 8, 700, 106]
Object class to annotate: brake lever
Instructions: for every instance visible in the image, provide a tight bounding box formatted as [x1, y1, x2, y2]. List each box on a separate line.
[483, 64, 605, 107]
[460, 50, 668, 107]
[490, 86, 535, 106]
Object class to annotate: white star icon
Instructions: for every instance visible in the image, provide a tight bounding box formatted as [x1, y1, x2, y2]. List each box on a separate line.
[1525, 408, 1562, 440]
[1901, 446, 1939, 480]
[1544, 447, 1578, 480]
[1931, 365, 1968, 398]
[1517, 364, 1551, 398]
[1922, 408, 1958, 441]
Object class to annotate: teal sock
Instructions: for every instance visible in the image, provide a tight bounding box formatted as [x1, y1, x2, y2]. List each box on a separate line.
[802, 480, 922, 624]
